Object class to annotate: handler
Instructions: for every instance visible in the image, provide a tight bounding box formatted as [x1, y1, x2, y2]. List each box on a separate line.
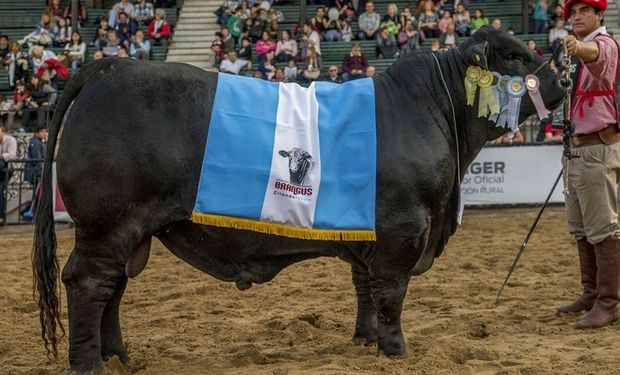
[556, 0, 620, 328]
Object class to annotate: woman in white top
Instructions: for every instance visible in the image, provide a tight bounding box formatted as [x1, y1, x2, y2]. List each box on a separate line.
[64, 31, 86, 69]
[275, 30, 298, 62]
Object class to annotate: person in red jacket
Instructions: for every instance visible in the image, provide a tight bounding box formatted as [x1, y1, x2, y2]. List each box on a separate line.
[341, 43, 368, 82]
[148, 8, 171, 46]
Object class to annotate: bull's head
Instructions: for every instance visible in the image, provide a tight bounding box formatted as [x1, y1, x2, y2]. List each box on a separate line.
[459, 27, 567, 140]
[279, 148, 314, 185]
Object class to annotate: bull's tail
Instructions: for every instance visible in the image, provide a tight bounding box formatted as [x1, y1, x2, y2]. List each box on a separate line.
[32, 60, 112, 359]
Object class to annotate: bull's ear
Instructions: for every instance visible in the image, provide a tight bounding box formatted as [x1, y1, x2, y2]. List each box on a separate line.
[462, 41, 489, 71]
[278, 150, 289, 157]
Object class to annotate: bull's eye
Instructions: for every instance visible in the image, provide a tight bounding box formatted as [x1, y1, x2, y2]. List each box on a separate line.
[506, 53, 523, 63]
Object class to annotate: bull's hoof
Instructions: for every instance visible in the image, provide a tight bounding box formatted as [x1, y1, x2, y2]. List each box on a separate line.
[376, 324, 406, 358]
[352, 333, 377, 346]
[235, 279, 252, 291]
[377, 348, 407, 359]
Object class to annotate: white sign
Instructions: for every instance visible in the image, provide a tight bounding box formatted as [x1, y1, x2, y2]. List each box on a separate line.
[462, 145, 565, 205]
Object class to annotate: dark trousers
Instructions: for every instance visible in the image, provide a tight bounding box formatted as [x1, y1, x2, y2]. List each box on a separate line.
[21, 106, 49, 131]
[0, 168, 12, 220]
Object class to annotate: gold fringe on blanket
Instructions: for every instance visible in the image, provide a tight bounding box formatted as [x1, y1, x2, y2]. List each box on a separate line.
[191, 212, 376, 241]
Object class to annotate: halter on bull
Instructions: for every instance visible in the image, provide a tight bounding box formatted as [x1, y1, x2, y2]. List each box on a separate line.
[33, 28, 566, 372]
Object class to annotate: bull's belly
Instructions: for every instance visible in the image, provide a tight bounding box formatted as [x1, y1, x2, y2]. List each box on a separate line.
[155, 221, 358, 288]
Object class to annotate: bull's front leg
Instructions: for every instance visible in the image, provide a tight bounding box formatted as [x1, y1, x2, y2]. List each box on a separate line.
[351, 263, 378, 345]
[369, 275, 410, 357]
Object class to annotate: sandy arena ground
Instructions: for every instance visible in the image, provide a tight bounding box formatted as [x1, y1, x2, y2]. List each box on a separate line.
[1, 207, 619, 375]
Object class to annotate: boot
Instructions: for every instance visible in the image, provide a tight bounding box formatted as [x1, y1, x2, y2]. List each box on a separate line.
[556, 239, 597, 315]
[575, 237, 620, 329]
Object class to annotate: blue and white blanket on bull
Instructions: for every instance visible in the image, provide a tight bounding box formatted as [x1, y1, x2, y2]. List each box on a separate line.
[191, 73, 376, 241]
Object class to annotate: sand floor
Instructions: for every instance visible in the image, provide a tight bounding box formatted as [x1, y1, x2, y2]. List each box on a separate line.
[1, 207, 619, 375]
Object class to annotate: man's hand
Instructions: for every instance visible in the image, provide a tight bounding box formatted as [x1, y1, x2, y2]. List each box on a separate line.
[564, 35, 580, 55]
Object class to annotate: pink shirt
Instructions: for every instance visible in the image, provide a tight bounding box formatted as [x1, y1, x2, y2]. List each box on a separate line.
[572, 27, 619, 135]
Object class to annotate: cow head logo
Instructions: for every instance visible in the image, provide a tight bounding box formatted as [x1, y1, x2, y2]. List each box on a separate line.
[279, 148, 314, 186]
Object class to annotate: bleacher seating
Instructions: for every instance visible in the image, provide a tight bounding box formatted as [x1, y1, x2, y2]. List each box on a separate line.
[0, 1, 180, 99]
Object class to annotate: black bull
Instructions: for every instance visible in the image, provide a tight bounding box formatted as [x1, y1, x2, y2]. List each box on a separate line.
[33, 28, 565, 372]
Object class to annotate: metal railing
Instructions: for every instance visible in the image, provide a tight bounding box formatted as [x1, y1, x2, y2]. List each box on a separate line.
[1, 158, 44, 226]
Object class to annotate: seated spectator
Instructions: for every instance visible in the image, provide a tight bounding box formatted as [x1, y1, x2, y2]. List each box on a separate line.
[211, 32, 226, 65]
[494, 130, 524, 144]
[1, 80, 29, 131]
[220, 51, 250, 74]
[533, 0, 548, 34]
[0, 36, 8, 61]
[430, 38, 440, 51]
[236, 37, 252, 65]
[418, 1, 439, 39]
[239, 1, 251, 19]
[548, 4, 563, 29]
[453, 4, 471, 37]
[129, 30, 151, 60]
[439, 23, 459, 49]
[265, 8, 280, 39]
[93, 50, 104, 60]
[341, 43, 368, 82]
[63, 0, 88, 27]
[303, 23, 321, 55]
[248, 18, 264, 43]
[221, 0, 238, 12]
[376, 27, 398, 58]
[314, 7, 328, 35]
[527, 39, 544, 58]
[220, 27, 235, 53]
[21, 125, 47, 221]
[273, 68, 286, 82]
[284, 59, 298, 82]
[275, 30, 297, 62]
[46, 0, 65, 21]
[302, 46, 322, 81]
[381, 3, 401, 36]
[109, 0, 135, 28]
[548, 19, 568, 53]
[117, 48, 130, 58]
[30, 46, 61, 87]
[3, 42, 30, 90]
[321, 65, 342, 83]
[471, 9, 488, 32]
[93, 18, 114, 49]
[134, 0, 155, 27]
[256, 31, 276, 68]
[259, 50, 276, 80]
[53, 17, 72, 48]
[438, 10, 452, 34]
[397, 19, 420, 55]
[116, 11, 138, 48]
[63, 31, 86, 69]
[490, 18, 502, 31]
[398, 7, 414, 28]
[366, 65, 376, 77]
[357, 1, 381, 40]
[340, 18, 352, 42]
[147, 8, 171, 46]
[335, 0, 356, 20]
[544, 122, 563, 143]
[21, 74, 56, 132]
[322, 13, 342, 41]
[102, 29, 122, 56]
[19, 12, 56, 48]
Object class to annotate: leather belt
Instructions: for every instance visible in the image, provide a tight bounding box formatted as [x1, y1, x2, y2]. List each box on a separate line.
[572, 125, 620, 147]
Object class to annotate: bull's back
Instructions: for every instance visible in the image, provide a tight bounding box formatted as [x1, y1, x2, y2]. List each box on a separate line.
[56, 59, 218, 225]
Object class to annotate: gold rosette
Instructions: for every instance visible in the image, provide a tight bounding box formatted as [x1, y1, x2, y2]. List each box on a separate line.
[477, 70, 499, 117]
[465, 66, 482, 106]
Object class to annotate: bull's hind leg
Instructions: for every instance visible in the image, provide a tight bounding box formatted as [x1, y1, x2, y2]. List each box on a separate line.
[62, 241, 129, 372]
[369, 274, 410, 357]
[351, 264, 378, 345]
[100, 275, 128, 363]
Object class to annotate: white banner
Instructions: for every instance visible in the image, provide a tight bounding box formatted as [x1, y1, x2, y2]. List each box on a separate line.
[462, 145, 565, 205]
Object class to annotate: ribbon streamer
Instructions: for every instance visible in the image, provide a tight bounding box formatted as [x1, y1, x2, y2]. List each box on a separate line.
[525, 74, 551, 120]
[506, 77, 526, 131]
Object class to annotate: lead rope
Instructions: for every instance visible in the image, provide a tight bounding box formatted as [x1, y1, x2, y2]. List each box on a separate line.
[560, 42, 578, 194]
